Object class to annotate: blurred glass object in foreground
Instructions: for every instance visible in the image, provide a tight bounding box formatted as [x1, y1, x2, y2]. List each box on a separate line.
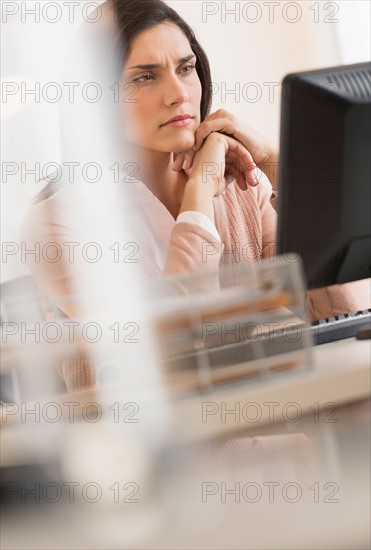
[149, 255, 313, 395]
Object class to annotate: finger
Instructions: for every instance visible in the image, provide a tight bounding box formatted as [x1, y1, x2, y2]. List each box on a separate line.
[172, 152, 185, 171]
[224, 166, 247, 191]
[224, 137, 258, 186]
[245, 163, 259, 186]
[193, 122, 212, 152]
[193, 118, 235, 152]
[224, 152, 256, 189]
[204, 109, 232, 124]
[183, 149, 196, 171]
[224, 134, 254, 162]
[229, 155, 257, 188]
[226, 136, 257, 173]
[225, 156, 254, 191]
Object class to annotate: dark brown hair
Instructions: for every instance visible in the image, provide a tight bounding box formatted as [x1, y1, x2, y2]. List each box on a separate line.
[112, 0, 212, 122]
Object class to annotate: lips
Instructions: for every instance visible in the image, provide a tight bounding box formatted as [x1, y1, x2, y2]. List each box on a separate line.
[162, 114, 192, 126]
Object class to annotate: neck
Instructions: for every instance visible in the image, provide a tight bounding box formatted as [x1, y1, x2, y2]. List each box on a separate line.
[122, 141, 188, 219]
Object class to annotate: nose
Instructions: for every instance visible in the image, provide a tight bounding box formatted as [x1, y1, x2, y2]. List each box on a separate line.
[163, 72, 189, 107]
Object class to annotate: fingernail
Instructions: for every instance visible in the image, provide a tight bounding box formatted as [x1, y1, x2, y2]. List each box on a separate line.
[246, 176, 259, 187]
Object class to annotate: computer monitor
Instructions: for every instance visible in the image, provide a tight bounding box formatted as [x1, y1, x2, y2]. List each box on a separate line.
[277, 62, 371, 289]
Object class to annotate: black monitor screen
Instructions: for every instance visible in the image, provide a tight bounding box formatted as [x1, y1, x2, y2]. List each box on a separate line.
[277, 62, 371, 289]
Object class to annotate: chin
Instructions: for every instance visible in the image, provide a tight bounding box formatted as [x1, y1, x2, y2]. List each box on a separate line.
[165, 133, 195, 153]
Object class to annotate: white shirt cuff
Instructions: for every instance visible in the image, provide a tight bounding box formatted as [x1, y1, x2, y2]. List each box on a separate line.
[176, 211, 222, 243]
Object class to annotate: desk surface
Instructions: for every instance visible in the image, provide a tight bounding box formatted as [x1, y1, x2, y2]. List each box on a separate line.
[1, 400, 370, 550]
[1, 337, 370, 453]
[172, 336, 371, 442]
[1, 337, 370, 549]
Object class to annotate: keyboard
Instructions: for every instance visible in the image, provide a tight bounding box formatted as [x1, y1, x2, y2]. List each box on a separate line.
[164, 309, 371, 373]
[310, 308, 371, 345]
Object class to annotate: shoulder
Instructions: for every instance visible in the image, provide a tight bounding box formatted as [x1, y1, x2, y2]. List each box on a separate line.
[20, 195, 56, 246]
[19, 187, 86, 246]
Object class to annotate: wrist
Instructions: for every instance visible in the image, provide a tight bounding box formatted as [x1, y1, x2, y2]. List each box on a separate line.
[186, 176, 216, 196]
[179, 177, 215, 221]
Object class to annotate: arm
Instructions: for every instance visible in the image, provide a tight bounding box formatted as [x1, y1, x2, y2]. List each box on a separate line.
[172, 109, 279, 265]
[20, 200, 96, 391]
[306, 280, 370, 321]
[164, 131, 256, 277]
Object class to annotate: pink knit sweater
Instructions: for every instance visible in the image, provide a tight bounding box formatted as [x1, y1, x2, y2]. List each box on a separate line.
[21, 177, 370, 391]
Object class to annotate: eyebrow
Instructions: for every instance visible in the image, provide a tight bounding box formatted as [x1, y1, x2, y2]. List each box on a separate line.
[126, 54, 196, 71]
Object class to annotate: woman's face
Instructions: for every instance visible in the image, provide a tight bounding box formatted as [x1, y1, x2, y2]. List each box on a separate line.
[122, 22, 202, 154]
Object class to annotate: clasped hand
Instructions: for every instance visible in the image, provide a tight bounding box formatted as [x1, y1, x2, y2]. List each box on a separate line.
[172, 109, 277, 196]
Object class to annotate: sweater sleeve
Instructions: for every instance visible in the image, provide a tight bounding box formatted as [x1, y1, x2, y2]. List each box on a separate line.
[305, 279, 371, 321]
[20, 201, 96, 391]
[176, 211, 221, 242]
[19, 201, 83, 320]
[162, 222, 223, 277]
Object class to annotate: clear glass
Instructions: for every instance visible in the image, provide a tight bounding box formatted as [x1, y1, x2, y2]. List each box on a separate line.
[149, 255, 313, 394]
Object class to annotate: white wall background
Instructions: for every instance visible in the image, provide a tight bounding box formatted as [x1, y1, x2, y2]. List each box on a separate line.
[1, 0, 370, 282]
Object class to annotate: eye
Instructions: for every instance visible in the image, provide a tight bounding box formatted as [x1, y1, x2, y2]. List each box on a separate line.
[181, 63, 196, 75]
[133, 74, 154, 83]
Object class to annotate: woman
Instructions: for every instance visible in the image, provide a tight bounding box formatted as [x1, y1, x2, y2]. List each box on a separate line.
[21, 0, 370, 391]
